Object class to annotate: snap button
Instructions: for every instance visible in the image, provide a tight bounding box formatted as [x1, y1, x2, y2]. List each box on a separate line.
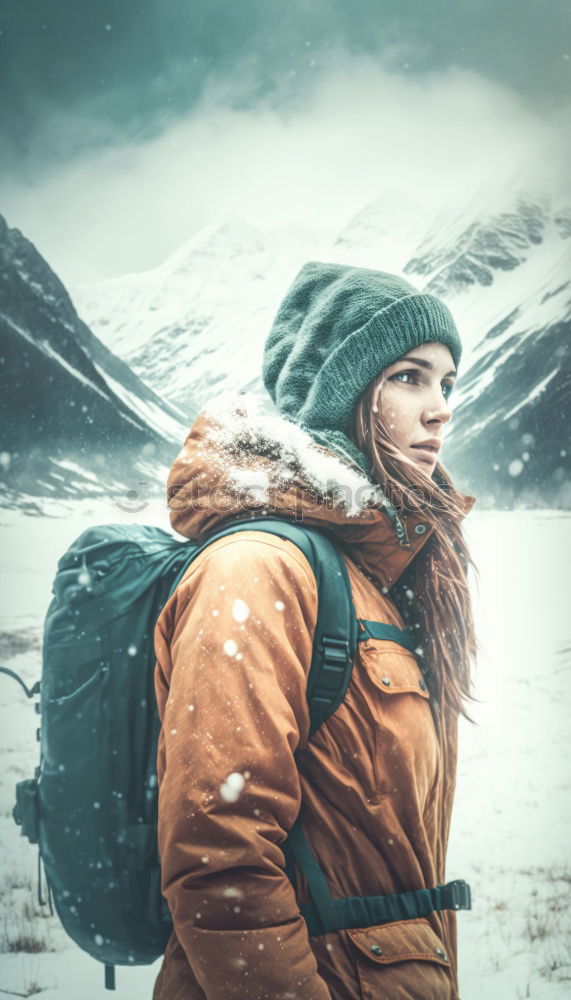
[435, 948, 448, 961]
[418, 678, 427, 691]
[381, 677, 391, 687]
[414, 523, 427, 535]
[370, 944, 383, 956]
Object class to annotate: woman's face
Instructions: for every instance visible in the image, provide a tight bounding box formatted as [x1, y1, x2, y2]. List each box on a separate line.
[373, 341, 457, 475]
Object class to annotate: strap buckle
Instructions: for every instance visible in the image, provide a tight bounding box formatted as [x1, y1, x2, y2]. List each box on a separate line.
[321, 637, 350, 665]
[443, 879, 471, 911]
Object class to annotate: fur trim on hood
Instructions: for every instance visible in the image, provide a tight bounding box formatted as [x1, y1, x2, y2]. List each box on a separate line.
[201, 392, 389, 518]
[166, 392, 475, 589]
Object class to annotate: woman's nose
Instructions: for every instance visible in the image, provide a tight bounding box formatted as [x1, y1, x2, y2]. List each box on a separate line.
[424, 390, 452, 425]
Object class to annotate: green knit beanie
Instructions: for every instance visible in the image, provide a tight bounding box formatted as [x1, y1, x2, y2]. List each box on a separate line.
[262, 261, 463, 474]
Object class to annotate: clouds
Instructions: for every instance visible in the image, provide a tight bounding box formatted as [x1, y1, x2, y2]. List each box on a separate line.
[4, 50, 566, 285]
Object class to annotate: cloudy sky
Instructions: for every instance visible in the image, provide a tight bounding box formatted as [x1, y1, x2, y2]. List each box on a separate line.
[1, 0, 569, 284]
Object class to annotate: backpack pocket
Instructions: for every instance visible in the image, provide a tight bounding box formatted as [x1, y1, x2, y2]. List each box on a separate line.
[347, 917, 456, 1000]
[41, 638, 109, 813]
[14, 778, 40, 845]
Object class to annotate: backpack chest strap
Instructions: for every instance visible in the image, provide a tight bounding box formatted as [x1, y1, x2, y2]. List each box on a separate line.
[357, 620, 417, 653]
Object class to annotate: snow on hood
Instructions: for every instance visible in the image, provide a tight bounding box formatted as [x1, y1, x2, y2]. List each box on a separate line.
[200, 391, 388, 517]
[167, 391, 475, 588]
[166, 390, 412, 549]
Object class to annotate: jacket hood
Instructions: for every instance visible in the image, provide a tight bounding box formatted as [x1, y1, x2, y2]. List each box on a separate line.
[167, 392, 475, 592]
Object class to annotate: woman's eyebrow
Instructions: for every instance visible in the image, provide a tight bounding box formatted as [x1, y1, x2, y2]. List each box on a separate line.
[399, 354, 457, 378]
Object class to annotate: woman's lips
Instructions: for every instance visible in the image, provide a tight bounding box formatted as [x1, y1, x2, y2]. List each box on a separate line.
[410, 446, 438, 464]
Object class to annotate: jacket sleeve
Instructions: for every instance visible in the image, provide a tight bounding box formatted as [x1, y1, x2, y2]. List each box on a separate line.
[154, 532, 333, 1000]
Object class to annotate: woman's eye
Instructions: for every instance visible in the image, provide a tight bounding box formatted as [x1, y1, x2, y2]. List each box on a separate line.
[392, 371, 417, 385]
[392, 370, 454, 399]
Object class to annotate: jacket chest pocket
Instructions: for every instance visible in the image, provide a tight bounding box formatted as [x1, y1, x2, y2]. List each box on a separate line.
[357, 641, 440, 803]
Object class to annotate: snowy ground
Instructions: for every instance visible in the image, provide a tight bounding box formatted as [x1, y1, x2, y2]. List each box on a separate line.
[0, 501, 569, 999]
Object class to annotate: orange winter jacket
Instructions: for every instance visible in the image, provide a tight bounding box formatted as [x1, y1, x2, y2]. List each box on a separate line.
[152, 398, 476, 1000]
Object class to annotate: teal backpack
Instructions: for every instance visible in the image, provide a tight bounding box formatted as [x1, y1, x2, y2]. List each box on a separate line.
[3, 515, 470, 990]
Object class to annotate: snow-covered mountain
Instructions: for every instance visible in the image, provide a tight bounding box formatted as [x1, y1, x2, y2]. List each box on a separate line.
[402, 175, 571, 507]
[71, 219, 332, 417]
[72, 171, 570, 508]
[70, 194, 434, 419]
[332, 188, 434, 271]
[0, 215, 189, 508]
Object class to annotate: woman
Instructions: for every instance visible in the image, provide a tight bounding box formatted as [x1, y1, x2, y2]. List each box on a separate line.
[152, 262, 478, 1000]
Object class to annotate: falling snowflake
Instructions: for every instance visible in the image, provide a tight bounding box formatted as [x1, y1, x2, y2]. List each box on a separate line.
[275, 600, 285, 611]
[508, 459, 524, 477]
[223, 639, 238, 656]
[223, 886, 243, 899]
[220, 772, 246, 802]
[232, 599, 250, 622]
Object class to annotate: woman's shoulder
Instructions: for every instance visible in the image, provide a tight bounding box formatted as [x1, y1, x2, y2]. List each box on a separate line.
[158, 528, 320, 651]
[179, 528, 318, 595]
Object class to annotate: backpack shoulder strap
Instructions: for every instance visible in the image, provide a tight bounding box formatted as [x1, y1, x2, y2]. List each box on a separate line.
[185, 515, 358, 737]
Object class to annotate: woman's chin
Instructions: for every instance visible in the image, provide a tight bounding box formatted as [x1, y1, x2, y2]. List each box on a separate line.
[412, 457, 436, 477]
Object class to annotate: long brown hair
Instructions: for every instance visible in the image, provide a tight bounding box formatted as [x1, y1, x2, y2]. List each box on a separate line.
[349, 373, 480, 724]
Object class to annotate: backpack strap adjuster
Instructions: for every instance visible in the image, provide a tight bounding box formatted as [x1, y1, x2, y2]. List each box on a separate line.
[321, 636, 350, 665]
[308, 637, 353, 734]
[440, 879, 471, 911]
